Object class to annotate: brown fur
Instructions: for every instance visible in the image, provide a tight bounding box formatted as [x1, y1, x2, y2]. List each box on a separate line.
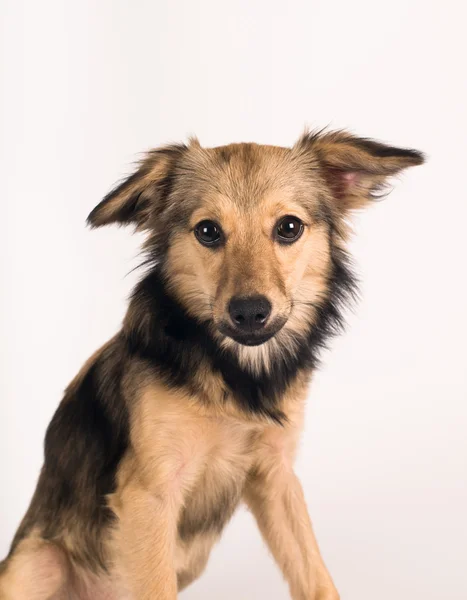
[0, 130, 424, 599]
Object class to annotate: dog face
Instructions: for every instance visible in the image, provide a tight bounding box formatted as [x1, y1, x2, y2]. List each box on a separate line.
[88, 131, 423, 358]
[162, 143, 332, 349]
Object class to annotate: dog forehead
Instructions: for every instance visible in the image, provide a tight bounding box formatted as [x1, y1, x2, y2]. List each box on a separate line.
[181, 142, 318, 216]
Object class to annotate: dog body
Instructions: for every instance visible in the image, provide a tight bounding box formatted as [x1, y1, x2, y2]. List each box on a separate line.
[0, 132, 423, 599]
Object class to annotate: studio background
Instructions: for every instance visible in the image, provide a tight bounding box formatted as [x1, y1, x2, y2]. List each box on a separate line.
[1, 1, 466, 599]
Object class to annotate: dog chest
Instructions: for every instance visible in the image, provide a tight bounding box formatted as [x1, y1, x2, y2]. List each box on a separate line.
[176, 420, 256, 542]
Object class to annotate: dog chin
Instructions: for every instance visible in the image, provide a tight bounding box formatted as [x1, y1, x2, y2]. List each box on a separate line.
[228, 332, 276, 346]
[218, 320, 287, 347]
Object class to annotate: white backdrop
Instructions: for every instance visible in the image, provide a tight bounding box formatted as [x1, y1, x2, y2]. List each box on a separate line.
[1, 1, 466, 599]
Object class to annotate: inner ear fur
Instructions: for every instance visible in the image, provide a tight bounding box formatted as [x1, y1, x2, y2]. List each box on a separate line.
[295, 129, 425, 210]
[87, 143, 188, 229]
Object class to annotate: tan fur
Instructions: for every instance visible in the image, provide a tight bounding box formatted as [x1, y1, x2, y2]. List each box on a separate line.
[106, 383, 256, 598]
[102, 377, 338, 600]
[245, 378, 338, 600]
[0, 533, 68, 600]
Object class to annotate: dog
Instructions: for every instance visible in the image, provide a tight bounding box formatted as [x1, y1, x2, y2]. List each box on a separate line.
[0, 130, 424, 599]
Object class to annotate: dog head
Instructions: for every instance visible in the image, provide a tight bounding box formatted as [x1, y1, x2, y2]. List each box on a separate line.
[88, 131, 423, 363]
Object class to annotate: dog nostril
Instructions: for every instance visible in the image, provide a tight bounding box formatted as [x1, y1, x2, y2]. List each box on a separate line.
[228, 296, 272, 332]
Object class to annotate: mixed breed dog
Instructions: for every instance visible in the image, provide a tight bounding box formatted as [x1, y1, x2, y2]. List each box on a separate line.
[0, 129, 424, 599]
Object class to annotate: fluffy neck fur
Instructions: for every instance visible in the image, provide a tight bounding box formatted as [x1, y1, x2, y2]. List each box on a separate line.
[123, 244, 357, 422]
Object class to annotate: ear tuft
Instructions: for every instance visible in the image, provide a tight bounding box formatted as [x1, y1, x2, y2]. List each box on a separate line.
[295, 129, 425, 211]
[87, 143, 188, 229]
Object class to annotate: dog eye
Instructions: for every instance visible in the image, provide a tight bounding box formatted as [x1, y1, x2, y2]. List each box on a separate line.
[194, 220, 223, 246]
[275, 216, 304, 243]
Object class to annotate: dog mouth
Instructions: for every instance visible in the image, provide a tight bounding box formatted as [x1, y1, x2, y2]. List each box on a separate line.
[217, 317, 287, 347]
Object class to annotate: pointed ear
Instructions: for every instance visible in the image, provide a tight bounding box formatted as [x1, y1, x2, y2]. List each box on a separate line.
[295, 130, 425, 211]
[87, 143, 187, 228]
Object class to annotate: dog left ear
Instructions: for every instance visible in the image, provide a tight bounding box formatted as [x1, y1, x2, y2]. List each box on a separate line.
[296, 130, 425, 211]
[87, 144, 187, 229]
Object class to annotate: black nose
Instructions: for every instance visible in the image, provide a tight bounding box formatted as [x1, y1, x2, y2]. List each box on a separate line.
[228, 296, 272, 331]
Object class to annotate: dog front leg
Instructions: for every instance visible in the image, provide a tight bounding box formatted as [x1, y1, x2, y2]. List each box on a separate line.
[112, 479, 179, 600]
[245, 464, 339, 600]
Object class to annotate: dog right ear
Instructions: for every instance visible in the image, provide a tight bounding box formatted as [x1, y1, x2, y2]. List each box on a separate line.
[87, 144, 187, 229]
